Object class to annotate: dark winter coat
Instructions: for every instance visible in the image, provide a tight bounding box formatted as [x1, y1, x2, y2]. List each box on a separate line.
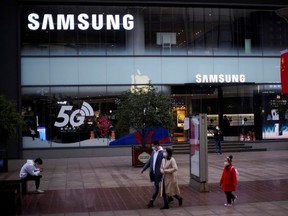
[142, 148, 164, 183]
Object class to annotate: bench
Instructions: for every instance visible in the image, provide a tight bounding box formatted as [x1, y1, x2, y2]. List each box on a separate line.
[20, 177, 37, 194]
[0, 180, 22, 215]
[0, 177, 37, 195]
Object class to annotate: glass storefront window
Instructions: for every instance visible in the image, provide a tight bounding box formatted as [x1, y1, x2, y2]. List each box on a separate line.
[20, 5, 288, 57]
[22, 86, 120, 148]
[20, 3, 287, 148]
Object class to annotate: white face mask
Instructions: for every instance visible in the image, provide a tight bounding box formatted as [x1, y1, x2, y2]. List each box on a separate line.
[163, 152, 167, 158]
[224, 161, 229, 166]
[152, 146, 156, 151]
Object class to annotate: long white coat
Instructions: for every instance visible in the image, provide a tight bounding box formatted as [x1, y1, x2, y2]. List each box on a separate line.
[160, 157, 181, 196]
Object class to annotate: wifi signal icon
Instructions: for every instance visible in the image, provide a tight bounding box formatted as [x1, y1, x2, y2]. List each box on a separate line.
[79, 102, 94, 117]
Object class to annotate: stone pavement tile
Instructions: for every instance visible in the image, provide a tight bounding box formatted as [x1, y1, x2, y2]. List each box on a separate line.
[89, 212, 115, 216]
[3, 151, 288, 216]
[113, 210, 144, 216]
[35, 214, 65, 216]
[19, 178, 288, 215]
[184, 206, 215, 215]
[65, 213, 90, 216]
[135, 209, 167, 216]
[273, 200, 288, 210]
[249, 202, 288, 216]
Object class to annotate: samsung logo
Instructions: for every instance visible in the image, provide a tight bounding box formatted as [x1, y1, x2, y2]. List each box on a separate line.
[195, 74, 246, 83]
[28, 13, 134, 31]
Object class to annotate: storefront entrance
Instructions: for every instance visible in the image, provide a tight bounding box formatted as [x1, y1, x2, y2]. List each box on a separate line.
[171, 84, 259, 142]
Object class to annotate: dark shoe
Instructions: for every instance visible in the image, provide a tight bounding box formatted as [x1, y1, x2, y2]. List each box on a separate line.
[160, 206, 169, 210]
[168, 196, 174, 203]
[178, 197, 183, 206]
[147, 200, 154, 208]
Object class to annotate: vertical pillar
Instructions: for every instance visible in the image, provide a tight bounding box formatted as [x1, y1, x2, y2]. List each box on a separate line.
[126, 8, 145, 55]
[218, 86, 224, 138]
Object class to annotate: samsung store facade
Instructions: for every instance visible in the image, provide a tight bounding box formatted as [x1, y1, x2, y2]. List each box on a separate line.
[1, 0, 288, 158]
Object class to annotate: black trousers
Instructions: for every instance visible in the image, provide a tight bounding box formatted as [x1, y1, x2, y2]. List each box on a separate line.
[224, 191, 235, 204]
[22, 174, 42, 189]
[161, 179, 168, 207]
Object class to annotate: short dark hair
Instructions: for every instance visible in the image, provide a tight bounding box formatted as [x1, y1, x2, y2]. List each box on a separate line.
[152, 140, 159, 145]
[34, 158, 43, 165]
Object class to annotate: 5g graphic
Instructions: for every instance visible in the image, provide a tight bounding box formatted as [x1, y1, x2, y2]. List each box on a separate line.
[54, 101, 94, 128]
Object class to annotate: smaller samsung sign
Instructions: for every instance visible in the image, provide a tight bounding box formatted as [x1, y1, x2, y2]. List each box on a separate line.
[195, 74, 246, 83]
[27, 13, 134, 31]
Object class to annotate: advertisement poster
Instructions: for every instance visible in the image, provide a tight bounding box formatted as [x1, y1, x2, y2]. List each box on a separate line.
[262, 95, 288, 139]
[177, 110, 185, 127]
[281, 49, 288, 94]
[190, 115, 200, 178]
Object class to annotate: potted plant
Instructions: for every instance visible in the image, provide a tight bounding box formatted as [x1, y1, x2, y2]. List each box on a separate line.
[0, 95, 24, 172]
[115, 84, 175, 166]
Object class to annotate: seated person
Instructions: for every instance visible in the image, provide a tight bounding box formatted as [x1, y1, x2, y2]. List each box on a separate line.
[19, 158, 44, 193]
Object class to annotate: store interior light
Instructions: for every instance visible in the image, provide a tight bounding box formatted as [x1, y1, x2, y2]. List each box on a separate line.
[57, 101, 67, 105]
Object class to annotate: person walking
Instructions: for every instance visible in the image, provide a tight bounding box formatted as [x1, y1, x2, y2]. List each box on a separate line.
[19, 158, 44, 193]
[160, 148, 183, 209]
[141, 140, 164, 208]
[214, 126, 222, 154]
[220, 155, 238, 207]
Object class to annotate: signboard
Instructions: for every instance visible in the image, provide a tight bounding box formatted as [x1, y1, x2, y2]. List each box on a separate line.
[281, 49, 288, 94]
[177, 110, 185, 127]
[187, 114, 209, 192]
[190, 115, 200, 178]
[27, 13, 134, 31]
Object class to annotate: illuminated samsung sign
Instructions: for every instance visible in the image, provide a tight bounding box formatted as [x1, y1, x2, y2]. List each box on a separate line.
[27, 13, 134, 31]
[195, 74, 246, 83]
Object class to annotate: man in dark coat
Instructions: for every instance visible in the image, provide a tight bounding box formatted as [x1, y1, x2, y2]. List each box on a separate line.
[214, 126, 222, 154]
[141, 140, 164, 208]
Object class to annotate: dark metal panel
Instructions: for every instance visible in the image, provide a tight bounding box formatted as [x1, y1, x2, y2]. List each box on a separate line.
[0, 0, 22, 159]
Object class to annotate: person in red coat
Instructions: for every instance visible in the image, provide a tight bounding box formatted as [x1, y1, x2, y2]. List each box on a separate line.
[220, 155, 238, 207]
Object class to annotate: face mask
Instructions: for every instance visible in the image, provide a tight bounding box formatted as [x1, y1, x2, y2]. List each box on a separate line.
[152, 147, 156, 151]
[163, 152, 167, 158]
[224, 161, 229, 166]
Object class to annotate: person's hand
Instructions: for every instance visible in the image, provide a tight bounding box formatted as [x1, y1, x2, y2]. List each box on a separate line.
[40, 167, 44, 172]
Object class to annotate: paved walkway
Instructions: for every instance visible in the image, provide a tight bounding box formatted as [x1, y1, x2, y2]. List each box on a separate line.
[2, 150, 288, 215]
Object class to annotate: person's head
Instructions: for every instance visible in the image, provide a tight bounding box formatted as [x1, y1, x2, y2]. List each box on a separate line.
[34, 158, 43, 166]
[165, 148, 173, 159]
[224, 155, 233, 166]
[151, 140, 160, 150]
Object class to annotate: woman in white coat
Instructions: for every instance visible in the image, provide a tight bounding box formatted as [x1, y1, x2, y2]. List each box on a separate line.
[160, 148, 183, 209]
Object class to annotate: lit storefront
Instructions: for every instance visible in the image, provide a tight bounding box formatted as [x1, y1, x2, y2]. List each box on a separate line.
[17, 2, 288, 149]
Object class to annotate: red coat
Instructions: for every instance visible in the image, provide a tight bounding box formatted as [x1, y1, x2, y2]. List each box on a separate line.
[220, 164, 237, 191]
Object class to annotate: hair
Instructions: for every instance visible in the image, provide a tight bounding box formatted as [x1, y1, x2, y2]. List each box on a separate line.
[166, 148, 173, 157]
[34, 158, 43, 165]
[152, 140, 159, 146]
[227, 155, 233, 163]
